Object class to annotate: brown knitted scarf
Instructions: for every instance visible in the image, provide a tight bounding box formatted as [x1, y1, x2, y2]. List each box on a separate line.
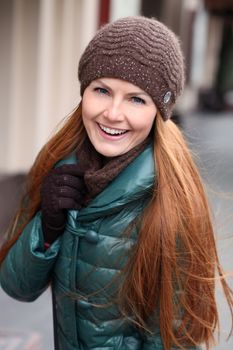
[76, 138, 151, 205]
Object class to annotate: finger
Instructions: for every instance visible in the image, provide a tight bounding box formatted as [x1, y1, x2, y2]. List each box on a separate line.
[54, 164, 86, 177]
[58, 197, 82, 211]
[56, 186, 85, 202]
[55, 174, 86, 191]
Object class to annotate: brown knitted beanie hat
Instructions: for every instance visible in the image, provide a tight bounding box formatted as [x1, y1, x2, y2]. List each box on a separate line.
[78, 16, 185, 121]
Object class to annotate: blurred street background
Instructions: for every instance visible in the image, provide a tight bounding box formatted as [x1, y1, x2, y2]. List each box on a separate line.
[0, 0, 233, 349]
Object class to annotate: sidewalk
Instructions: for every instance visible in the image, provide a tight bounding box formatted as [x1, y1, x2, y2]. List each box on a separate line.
[0, 288, 53, 349]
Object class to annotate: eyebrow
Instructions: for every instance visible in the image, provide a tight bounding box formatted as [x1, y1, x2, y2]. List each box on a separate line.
[127, 91, 148, 97]
[94, 79, 111, 90]
[94, 79, 149, 98]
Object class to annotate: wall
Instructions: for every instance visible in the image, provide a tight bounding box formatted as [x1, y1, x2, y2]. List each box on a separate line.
[0, 0, 99, 173]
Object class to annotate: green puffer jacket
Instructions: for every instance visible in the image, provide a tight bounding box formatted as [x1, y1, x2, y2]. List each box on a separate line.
[0, 145, 200, 350]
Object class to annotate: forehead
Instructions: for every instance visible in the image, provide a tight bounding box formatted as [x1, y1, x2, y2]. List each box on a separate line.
[92, 77, 148, 94]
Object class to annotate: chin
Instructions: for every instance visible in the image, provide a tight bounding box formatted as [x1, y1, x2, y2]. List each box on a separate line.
[98, 150, 119, 157]
[93, 145, 124, 158]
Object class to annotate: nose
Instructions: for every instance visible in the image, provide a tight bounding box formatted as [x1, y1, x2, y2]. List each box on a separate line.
[103, 100, 124, 122]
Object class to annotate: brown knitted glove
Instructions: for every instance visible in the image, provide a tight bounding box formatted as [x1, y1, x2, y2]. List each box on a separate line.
[40, 164, 86, 244]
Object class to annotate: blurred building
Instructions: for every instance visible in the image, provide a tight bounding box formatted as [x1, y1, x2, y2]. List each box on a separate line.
[0, 0, 99, 173]
[0, 0, 230, 173]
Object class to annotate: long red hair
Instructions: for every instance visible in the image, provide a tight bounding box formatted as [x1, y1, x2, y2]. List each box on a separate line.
[1, 104, 232, 349]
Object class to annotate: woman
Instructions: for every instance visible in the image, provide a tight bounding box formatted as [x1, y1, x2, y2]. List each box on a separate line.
[0, 16, 232, 350]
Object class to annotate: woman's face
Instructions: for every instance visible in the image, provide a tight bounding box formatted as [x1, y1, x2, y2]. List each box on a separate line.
[82, 77, 157, 157]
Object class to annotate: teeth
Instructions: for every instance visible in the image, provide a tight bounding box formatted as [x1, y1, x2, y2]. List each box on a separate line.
[99, 124, 127, 135]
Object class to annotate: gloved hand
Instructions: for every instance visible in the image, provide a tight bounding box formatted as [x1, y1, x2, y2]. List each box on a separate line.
[40, 164, 86, 244]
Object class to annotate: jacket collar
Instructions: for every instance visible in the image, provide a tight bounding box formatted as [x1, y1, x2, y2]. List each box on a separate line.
[59, 144, 155, 221]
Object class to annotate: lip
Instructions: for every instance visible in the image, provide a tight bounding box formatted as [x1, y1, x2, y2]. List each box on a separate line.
[99, 123, 128, 132]
[97, 123, 129, 141]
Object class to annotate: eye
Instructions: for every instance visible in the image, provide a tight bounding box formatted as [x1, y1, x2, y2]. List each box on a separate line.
[94, 87, 109, 95]
[131, 96, 146, 105]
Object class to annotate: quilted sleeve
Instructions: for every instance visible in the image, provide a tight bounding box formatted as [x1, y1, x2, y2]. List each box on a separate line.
[0, 211, 61, 302]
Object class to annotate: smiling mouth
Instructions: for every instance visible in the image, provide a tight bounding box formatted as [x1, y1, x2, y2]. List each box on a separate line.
[98, 123, 128, 136]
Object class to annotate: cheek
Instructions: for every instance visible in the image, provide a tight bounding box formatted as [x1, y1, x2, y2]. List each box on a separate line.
[82, 105, 91, 123]
[82, 94, 103, 122]
[82, 101, 95, 123]
[131, 113, 155, 133]
[82, 93, 89, 120]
